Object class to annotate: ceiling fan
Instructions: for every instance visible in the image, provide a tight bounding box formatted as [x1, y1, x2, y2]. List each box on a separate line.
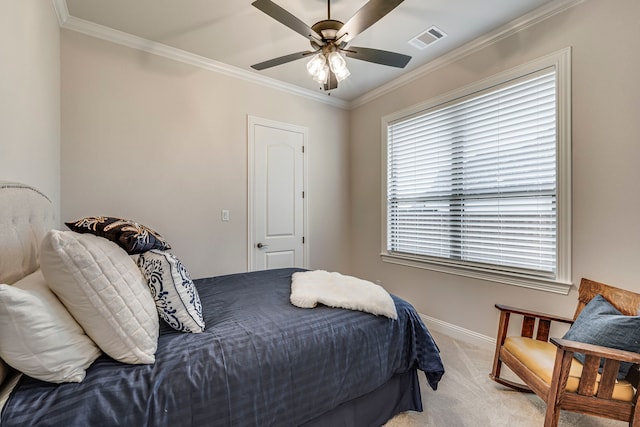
[251, 0, 411, 91]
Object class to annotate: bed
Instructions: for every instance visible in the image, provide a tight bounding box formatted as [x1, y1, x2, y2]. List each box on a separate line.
[0, 181, 444, 427]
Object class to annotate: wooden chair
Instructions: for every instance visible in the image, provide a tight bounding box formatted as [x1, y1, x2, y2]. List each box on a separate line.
[490, 278, 640, 426]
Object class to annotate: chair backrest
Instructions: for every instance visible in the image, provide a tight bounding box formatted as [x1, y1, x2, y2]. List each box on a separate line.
[575, 278, 640, 319]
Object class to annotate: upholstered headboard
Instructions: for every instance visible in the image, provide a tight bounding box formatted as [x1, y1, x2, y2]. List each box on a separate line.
[0, 182, 56, 285]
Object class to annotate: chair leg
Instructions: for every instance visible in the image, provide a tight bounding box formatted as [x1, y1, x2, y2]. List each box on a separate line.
[544, 378, 562, 427]
[543, 405, 561, 427]
[631, 402, 640, 426]
[544, 347, 573, 427]
[490, 355, 503, 380]
[489, 346, 533, 392]
[491, 311, 510, 378]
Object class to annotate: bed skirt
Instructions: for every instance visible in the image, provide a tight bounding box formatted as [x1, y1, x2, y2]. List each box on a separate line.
[301, 369, 422, 427]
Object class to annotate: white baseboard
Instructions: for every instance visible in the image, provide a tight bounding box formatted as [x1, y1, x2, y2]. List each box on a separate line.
[420, 313, 496, 351]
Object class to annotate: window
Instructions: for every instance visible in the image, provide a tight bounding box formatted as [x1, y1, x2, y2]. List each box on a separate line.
[382, 49, 571, 293]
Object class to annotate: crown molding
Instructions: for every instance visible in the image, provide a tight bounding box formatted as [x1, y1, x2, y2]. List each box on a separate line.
[53, 9, 349, 110]
[349, 0, 584, 109]
[52, 0, 582, 111]
[51, 0, 69, 27]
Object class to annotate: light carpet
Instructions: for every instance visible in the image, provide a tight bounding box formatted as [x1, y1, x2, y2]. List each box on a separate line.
[383, 331, 625, 427]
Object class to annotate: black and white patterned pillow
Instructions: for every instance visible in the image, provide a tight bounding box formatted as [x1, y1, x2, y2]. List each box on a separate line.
[66, 216, 171, 255]
[137, 250, 205, 333]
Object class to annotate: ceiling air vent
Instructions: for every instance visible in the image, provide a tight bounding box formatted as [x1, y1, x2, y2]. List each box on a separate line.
[408, 26, 447, 50]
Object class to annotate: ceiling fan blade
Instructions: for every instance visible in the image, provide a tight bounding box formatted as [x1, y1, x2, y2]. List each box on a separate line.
[251, 51, 315, 70]
[335, 0, 404, 43]
[252, 0, 323, 44]
[344, 46, 411, 68]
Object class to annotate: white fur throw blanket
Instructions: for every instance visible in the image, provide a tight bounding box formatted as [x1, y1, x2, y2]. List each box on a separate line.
[290, 270, 397, 319]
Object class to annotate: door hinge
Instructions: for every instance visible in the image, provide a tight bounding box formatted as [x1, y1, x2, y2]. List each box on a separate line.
[302, 191, 305, 198]
[302, 237, 305, 244]
[302, 145, 305, 153]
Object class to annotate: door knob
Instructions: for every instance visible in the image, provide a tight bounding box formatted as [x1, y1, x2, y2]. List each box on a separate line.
[256, 242, 269, 249]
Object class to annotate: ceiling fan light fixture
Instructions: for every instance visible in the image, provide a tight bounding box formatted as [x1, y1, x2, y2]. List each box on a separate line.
[327, 51, 350, 82]
[306, 53, 326, 77]
[313, 64, 330, 84]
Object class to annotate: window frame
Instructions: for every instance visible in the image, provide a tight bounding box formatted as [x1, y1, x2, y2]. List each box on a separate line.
[381, 48, 572, 294]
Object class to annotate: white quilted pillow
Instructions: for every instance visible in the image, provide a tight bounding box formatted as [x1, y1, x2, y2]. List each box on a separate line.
[137, 250, 205, 333]
[40, 230, 159, 364]
[0, 270, 101, 383]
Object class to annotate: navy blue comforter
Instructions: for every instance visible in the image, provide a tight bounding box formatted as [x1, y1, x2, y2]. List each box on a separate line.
[1, 268, 444, 426]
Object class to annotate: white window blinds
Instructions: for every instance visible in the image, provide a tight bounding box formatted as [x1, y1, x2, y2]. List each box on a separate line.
[386, 70, 557, 276]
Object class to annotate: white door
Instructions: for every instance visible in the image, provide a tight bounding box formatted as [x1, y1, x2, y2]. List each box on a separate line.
[248, 116, 307, 271]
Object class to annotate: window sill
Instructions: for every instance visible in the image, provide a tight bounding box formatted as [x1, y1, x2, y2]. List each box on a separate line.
[380, 252, 572, 295]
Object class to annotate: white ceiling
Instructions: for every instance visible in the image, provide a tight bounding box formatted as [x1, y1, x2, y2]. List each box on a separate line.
[63, 0, 558, 102]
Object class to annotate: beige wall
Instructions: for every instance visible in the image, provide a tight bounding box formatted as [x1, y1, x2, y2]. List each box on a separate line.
[349, 0, 640, 338]
[0, 0, 60, 219]
[8, 0, 639, 340]
[60, 30, 351, 279]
